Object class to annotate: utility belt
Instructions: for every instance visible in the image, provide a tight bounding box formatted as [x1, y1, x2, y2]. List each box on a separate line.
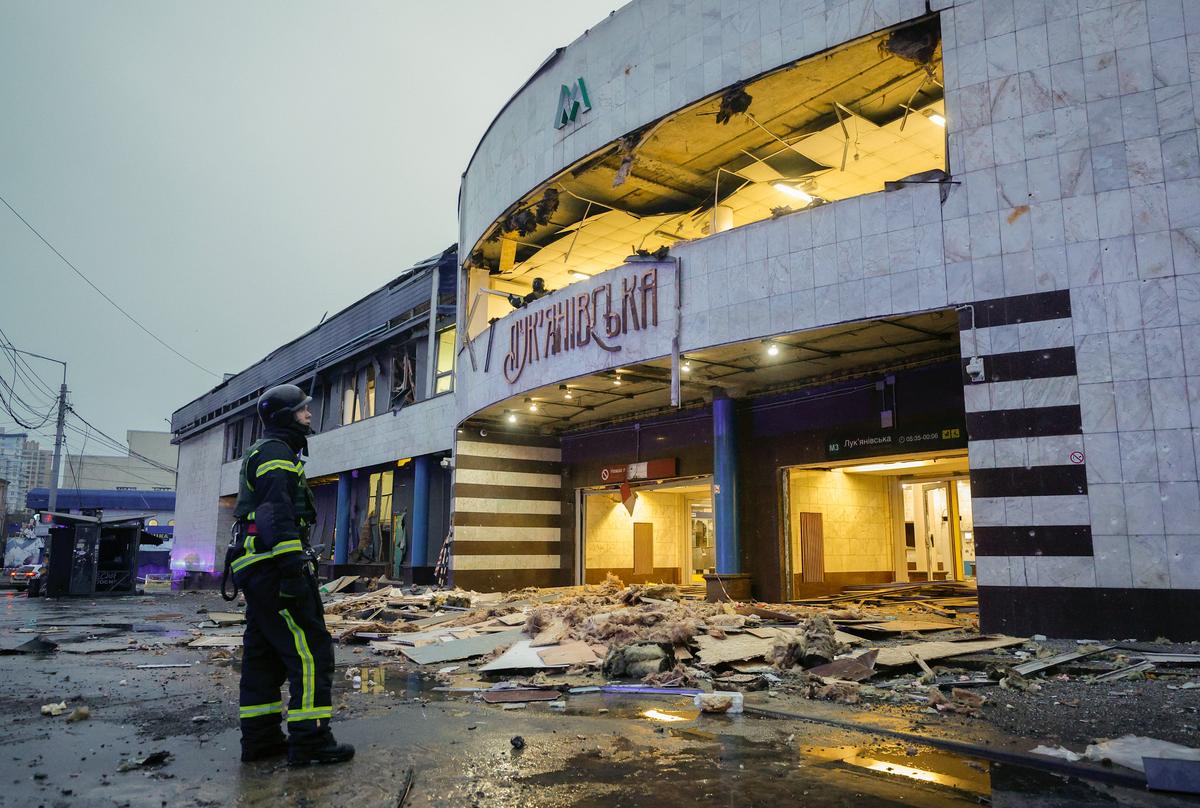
[220, 519, 318, 602]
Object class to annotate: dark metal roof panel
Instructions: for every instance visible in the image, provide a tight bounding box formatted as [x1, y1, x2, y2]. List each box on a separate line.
[171, 248, 456, 435]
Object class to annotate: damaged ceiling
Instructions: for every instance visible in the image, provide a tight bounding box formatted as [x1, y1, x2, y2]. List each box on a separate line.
[467, 309, 959, 434]
[472, 17, 944, 296]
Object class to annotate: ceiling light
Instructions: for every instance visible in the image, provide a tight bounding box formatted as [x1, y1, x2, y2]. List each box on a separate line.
[926, 112, 946, 127]
[766, 342, 780, 357]
[571, 271, 591, 281]
[841, 459, 934, 473]
[560, 384, 573, 400]
[771, 182, 813, 203]
[505, 410, 517, 424]
[612, 377, 622, 386]
[526, 398, 538, 412]
[681, 360, 691, 373]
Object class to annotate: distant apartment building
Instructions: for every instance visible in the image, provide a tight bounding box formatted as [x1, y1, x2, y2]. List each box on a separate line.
[64, 430, 177, 491]
[0, 428, 43, 515]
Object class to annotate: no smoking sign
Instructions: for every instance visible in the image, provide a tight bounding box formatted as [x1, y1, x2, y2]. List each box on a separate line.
[1069, 451, 1085, 465]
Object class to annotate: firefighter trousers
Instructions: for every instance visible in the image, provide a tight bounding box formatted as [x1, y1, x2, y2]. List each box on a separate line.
[236, 562, 334, 752]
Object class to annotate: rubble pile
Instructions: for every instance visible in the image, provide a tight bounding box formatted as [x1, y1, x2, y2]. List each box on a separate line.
[313, 575, 1200, 730]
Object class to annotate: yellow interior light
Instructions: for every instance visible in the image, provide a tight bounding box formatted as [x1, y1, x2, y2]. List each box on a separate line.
[842, 459, 934, 473]
[927, 112, 946, 127]
[771, 182, 814, 203]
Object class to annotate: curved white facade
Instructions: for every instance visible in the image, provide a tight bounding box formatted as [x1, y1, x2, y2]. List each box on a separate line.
[456, 0, 1200, 639]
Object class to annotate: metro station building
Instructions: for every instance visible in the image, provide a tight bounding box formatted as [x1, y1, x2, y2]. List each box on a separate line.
[450, 0, 1200, 639]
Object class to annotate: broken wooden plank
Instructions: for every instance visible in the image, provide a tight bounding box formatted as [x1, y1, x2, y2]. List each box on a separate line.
[481, 688, 562, 704]
[834, 630, 869, 646]
[806, 649, 879, 682]
[530, 620, 569, 647]
[734, 605, 800, 623]
[320, 575, 360, 595]
[496, 613, 528, 627]
[853, 619, 963, 634]
[537, 640, 599, 667]
[1012, 645, 1113, 677]
[694, 633, 775, 666]
[187, 636, 244, 649]
[873, 636, 1025, 668]
[207, 612, 246, 627]
[398, 628, 523, 666]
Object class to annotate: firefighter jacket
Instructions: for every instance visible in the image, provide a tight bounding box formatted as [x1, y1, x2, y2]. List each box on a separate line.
[231, 427, 317, 577]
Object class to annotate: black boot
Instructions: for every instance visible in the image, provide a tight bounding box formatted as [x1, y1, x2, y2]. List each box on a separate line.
[287, 737, 355, 767]
[241, 737, 289, 763]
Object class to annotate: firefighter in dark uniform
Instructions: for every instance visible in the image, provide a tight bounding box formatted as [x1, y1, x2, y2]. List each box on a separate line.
[228, 384, 354, 766]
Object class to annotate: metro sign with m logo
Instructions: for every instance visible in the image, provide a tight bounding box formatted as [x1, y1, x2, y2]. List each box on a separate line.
[555, 78, 592, 129]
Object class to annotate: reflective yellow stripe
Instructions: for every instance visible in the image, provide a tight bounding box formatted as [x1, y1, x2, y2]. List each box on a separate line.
[280, 608, 315, 713]
[231, 539, 304, 572]
[257, 459, 300, 477]
[286, 706, 332, 722]
[239, 701, 283, 718]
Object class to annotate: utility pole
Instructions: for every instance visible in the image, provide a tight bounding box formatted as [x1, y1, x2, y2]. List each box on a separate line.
[48, 372, 67, 515]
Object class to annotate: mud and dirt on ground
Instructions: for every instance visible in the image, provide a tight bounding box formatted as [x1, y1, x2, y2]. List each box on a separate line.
[2, 590, 1198, 807]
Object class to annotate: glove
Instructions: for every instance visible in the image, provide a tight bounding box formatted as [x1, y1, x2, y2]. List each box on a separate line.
[279, 569, 309, 601]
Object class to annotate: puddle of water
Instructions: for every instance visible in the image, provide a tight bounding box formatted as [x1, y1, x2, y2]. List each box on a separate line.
[343, 666, 436, 700]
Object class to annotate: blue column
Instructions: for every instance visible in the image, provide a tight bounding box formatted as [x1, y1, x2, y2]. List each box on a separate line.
[713, 392, 741, 574]
[334, 472, 352, 565]
[411, 455, 432, 568]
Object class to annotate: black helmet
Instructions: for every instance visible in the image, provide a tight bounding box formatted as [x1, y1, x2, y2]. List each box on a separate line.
[257, 384, 312, 427]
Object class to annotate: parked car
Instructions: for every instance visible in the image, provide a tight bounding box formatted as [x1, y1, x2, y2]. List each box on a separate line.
[9, 564, 43, 591]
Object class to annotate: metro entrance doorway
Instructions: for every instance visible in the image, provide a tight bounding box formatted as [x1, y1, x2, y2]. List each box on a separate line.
[782, 452, 973, 599]
[579, 477, 715, 586]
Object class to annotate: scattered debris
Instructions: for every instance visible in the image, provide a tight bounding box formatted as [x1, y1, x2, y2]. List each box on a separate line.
[188, 636, 243, 649]
[1093, 661, 1155, 682]
[0, 635, 58, 655]
[117, 751, 172, 773]
[1084, 735, 1200, 774]
[695, 692, 743, 714]
[1144, 758, 1200, 795]
[65, 706, 90, 723]
[481, 688, 561, 704]
[40, 701, 67, 717]
[604, 643, 669, 678]
[715, 84, 752, 124]
[510, 736, 526, 750]
[1031, 744, 1082, 762]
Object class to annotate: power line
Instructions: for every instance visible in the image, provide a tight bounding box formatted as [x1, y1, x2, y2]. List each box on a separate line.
[0, 373, 56, 430]
[0, 191, 221, 379]
[0, 328, 59, 401]
[64, 409, 176, 473]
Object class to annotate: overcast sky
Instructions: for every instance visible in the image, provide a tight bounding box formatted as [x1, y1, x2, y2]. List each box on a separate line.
[0, 0, 619, 460]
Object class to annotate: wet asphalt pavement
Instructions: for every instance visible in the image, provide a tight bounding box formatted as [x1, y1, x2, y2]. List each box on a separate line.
[1, 590, 1197, 808]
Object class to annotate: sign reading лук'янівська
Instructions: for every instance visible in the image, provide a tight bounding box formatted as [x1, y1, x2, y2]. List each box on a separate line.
[501, 264, 668, 386]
